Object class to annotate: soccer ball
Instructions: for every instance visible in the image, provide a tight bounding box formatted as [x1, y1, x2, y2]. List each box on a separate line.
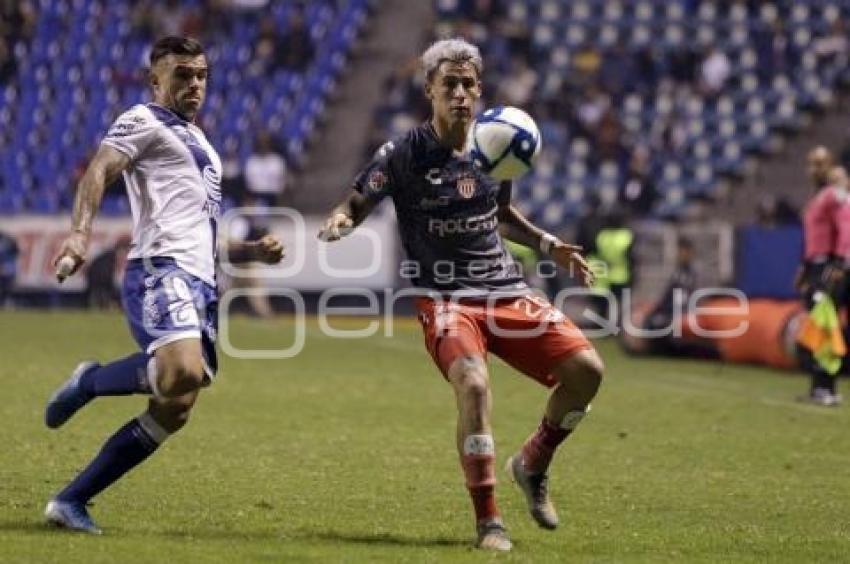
[467, 106, 542, 181]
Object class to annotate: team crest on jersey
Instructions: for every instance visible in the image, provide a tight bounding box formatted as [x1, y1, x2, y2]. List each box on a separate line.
[368, 170, 387, 192]
[457, 176, 476, 199]
[171, 125, 221, 218]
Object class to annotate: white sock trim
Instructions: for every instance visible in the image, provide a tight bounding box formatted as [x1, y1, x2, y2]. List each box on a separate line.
[463, 434, 495, 456]
[137, 412, 170, 445]
[559, 405, 590, 431]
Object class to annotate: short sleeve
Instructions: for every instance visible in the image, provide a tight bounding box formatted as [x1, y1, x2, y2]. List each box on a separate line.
[496, 181, 513, 206]
[352, 139, 398, 204]
[101, 106, 159, 161]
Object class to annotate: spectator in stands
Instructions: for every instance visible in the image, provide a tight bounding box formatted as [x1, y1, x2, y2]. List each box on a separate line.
[589, 210, 635, 326]
[774, 198, 800, 226]
[642, 236, 698, 334]
[224, 215, 275, 319]
[0, 229, 18, 308]
[575, 195, 605, 261]
[500, 12, 531, 62]
[753, 19, 792, 81]
[129, 1, 155, 39]
[180, 6, 205, 39]
[249, 23, 279, 77]
[596, 109, 628, 169]
[572, 45, 603, 85]
[634, 47, 660, 94]
[216, 141, 245, 207]
[0, 4, 24, 103]
[202, 0, 234, 40]
[244, 131, 288, 208]
[0, 0, 36, 45]
[461, 0, 505, 26]
[599, 43, 637, 97]
[277, 5, 315, 72]
[363, 56, 430, 159]
[85, 236, 131, 310]
[382, 58, 425, 116]
[621, 145, 659, 217]
[496, 55, 536, 107]
[655, 109, 689, 157]
[669, 45, 699, 85]
[814, 19, 849, 61]
[0, 37, 15, 85]
[150, 0, 186, 37]
[575, 84, 610, 139]
[700, 46, 731, 96]
[463, 2, 508, 56]
[755, 194, 799, 227]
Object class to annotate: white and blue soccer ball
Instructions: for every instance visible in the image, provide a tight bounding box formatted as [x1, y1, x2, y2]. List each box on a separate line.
[467, 106, 542, 181]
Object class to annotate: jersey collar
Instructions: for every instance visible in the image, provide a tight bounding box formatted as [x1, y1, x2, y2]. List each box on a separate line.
[148, 103, 192, 124]
[423, 121, 469, 160]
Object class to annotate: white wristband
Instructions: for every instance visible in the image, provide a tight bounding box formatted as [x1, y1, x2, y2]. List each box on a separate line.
[539, 233, 558, 254]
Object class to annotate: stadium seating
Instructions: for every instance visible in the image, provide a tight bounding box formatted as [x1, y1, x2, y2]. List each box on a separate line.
[0, 0, 370, 215]
[424, 0, 850, 228]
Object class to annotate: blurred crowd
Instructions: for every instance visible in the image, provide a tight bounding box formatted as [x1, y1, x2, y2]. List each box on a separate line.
[128, 0, 316, 73]
[0, 0, 323, 216]
[0, 1, 37, 86]
[365, 0, 850, 221]
[0, 1, 319, 85]
[0, 0, 311, 308]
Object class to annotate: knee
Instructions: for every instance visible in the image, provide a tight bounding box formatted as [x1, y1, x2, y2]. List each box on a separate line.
[581, 355, 605, 387]
[559, 353, 604, 391]
[149, 395, 196, 434]
[158, 358, 205, 398]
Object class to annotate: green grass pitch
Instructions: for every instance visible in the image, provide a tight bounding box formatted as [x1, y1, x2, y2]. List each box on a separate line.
[1, 310, 849, 563]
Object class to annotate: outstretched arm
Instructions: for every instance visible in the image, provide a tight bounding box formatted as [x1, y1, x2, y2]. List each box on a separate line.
[227, 234, 285, 264]
[55, 145, 131, 281]
[317, 189, 378, 242]
[497, 203, 594, 287]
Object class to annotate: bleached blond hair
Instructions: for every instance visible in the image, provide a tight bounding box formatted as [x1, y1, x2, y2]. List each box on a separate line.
[420, 38, 483, 81]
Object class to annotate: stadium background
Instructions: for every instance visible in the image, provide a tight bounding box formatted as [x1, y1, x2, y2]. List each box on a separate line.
[2, 1, 850, 562]
[3, 0, 850, 302]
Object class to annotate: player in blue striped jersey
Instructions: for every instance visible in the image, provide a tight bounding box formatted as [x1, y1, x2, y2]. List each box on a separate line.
[44, 36, 283, 534]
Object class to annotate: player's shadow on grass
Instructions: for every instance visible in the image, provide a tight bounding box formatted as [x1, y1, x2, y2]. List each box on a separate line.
[155, 528, 467, 548]
[303, 530, 468, 548]
[0, 521, 468, 548]
[0, 521, 69, 535]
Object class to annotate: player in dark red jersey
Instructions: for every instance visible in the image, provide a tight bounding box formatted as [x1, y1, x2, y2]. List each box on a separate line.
[319, 38, 602, 551]
[797, 148, 846, 405]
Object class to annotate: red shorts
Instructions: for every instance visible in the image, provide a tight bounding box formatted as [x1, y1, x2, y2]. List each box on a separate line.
[415, 294, 592, 387]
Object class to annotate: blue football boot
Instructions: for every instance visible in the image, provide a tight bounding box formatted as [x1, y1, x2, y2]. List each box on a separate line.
[45, 361, 99, 429]
[44, 499, 102, 534]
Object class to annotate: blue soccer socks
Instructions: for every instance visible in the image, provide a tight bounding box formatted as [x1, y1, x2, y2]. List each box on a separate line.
[78, 352, 154, 396]
[55, 414, 169, 503]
